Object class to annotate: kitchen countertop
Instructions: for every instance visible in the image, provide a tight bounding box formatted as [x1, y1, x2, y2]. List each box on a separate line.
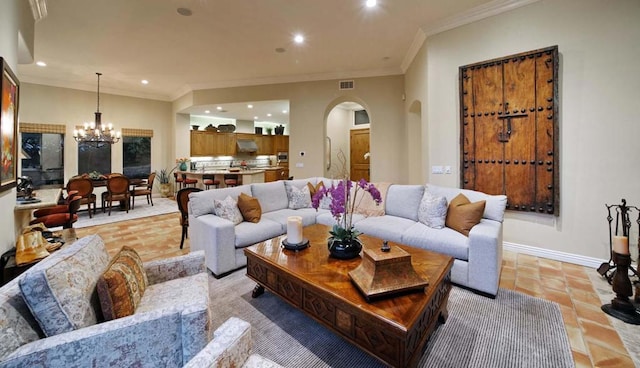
[177, 169, 268, 175]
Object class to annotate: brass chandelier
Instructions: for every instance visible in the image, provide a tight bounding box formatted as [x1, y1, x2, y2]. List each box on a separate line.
[73, 72, 121, 144]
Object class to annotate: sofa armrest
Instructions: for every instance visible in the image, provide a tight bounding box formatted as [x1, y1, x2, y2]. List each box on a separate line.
[1, 308, 195, 367]
[467, 219, 503, 296]
[189, 214, 237, 276]
[144, 251, 206, 285]
[183, 317, 251, 368]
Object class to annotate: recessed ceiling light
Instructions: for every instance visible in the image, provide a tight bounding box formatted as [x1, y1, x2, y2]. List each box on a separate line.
[267, 113, 272, 117]
[365, 0, 377, 8]
[247, 104, 253, 109]
[177, 7, 192, 16]
[141, 80, 149, 85]
[205, 110, 210, 114]
[254, 116, 259, 120]
[282, 110, 288, 114]
[216, 106, 223, 110]
[36, 61, 46, 67]
[294, 34, 304, 44]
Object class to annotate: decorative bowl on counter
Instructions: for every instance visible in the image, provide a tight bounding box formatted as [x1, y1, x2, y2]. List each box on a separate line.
[205, 124, 218, 132]
[217, 124, 236, 133]
[191, 125, 200, 130]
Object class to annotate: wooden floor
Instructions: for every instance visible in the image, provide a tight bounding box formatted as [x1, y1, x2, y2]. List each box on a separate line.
[75, 206, 635, 368]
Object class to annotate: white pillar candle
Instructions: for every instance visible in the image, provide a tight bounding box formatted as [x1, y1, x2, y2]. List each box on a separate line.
[612, 235, 629, 255]
[287, 216, 303, 244]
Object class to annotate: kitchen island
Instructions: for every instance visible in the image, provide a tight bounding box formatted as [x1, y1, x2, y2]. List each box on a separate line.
[176, 169, 266, 188]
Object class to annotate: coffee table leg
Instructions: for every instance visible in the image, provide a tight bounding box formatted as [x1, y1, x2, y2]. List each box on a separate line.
[252, 284, 265, 298]
[438, 300, 449, 323]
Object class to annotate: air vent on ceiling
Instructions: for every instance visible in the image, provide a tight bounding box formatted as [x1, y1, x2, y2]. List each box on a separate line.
[339, 80, 354, 90]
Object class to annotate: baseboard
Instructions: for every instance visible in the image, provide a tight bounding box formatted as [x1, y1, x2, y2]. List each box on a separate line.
[503, 241, 607, 269]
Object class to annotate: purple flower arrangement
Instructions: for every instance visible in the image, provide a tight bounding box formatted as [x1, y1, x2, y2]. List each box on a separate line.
[312, 178, 382, 243]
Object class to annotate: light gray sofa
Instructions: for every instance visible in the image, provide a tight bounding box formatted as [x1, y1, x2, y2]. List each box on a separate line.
[0, 234, 268, 368]
[189, 178, 507, 296]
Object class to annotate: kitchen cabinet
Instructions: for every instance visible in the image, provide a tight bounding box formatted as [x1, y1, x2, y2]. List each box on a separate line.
[264, 167, 288, 182]
[273, 135, 289, 154]
[257, 135, 273, 155]
[190, 131, 236, 156]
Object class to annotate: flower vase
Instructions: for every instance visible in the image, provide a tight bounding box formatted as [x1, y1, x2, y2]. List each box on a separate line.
[159, 183, 172, 197]
[179, 162, 187, 171]
[328, 236, 363, 260]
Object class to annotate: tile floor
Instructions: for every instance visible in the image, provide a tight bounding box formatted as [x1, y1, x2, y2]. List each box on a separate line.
[75, 210, 636, 368]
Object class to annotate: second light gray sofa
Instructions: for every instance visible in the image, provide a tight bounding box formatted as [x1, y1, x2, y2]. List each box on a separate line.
[188, 178, 507, 296]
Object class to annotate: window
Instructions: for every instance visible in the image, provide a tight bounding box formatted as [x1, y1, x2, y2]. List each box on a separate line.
[354, 109, 369, 125]
[123, 136, 151, 179]
[78, 142, 111, 176]
[21, 132, 64, 188]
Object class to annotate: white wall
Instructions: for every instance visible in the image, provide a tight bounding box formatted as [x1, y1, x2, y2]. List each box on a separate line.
[326, 107, 350, 177]
[410, 0, 640, 260]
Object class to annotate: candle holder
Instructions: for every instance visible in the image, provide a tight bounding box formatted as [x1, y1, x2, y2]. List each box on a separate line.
[601, 252, 640, 324]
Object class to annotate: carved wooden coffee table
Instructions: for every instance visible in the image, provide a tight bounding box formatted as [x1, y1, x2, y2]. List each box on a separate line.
[244, 224, 453, 367]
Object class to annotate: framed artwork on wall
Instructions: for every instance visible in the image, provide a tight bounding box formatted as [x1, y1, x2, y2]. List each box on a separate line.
[1, 57, 19, 193]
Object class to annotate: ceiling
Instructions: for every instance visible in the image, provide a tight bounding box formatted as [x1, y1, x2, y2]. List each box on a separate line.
[16, 0, 531, 121]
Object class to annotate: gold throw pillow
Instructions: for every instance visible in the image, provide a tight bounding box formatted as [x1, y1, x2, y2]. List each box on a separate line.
[307, 181, 324, 197]
[445, 193, 486, 236]
[237, 193, 262, 223]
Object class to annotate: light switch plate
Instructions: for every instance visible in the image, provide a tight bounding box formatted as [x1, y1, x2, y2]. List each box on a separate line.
[444, 166, 452, 174]
[432, 165, 444, 174]
[296, 162, 304, 168]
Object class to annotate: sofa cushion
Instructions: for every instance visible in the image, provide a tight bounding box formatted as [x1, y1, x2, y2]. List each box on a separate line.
[251, 181, 288, 213]
[315, 212, 365, 227]
[97, 246, 149, 321]
[19, 234, 110, 336]
[237, 193, 262, 223]
[288, 185, 311, 209]
[353, 182, 389, 217]
[136, 272, 209, 314]
[402, 222, 469, 261]
[385, 185, 425, 221]
[234, 219, 283, 248]
[427, 184, 507, 222]
[262, 209, 317, 233]
[190, 185, 252, 217]
[418, 191, 448, 229]
[214, 196, 243, 225]
[354, 215, 416, 244]
[446, 194, 486, 236]
[307, 181, 324, 197]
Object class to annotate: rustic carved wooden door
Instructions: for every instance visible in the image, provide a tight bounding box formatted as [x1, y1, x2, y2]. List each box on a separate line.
[460, 46, 559, 215]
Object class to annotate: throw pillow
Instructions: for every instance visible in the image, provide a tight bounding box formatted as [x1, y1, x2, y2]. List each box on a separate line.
[418, 191, 448, 229]
[96, 246, 148, 321]
[288, 185, 311, 209]
[307, 181, 324, 197]
[445, 194, 486, 236]
[213, 195, 243, 225]
[237, 193, 262, 223]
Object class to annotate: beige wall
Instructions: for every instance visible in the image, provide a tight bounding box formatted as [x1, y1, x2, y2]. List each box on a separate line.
[177, 75, 407, 183]
[1, 0, 34, 254]
[407, 0, 640, 260]
[326, 107, 350, 177]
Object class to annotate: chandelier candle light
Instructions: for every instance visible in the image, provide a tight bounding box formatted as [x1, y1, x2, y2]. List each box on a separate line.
[73, 73, 121, 144]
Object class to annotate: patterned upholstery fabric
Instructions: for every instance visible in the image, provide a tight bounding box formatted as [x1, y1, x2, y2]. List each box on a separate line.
[287, 185, 311, 209]
[418, 190, 448, 229]
[214, 196, 243, 225]
[0, 280, 42, 361]
[97, 246, 149, 321]
[19, 234, 110, 336]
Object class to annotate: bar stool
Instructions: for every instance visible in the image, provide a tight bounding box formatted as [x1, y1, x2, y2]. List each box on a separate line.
[203, 174, 220, 190]
[182, 173, 198, 188]
[224, 174, 238, 187]
[174, 172, 184, 191]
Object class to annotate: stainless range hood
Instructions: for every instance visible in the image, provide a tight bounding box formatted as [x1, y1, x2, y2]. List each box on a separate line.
[236, 139, 258, 153]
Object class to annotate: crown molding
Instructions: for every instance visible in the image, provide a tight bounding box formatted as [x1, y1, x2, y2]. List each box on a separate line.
[19, 75, 173, 102]
[400, 0, 540, 73]
[400, 30, 427, 73]
[422, 0, 540, 37]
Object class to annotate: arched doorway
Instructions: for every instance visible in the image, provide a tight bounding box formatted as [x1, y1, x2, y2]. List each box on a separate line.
[324, 100, 370, 181]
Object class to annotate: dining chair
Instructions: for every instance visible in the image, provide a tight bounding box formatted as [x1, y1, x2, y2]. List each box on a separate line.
[176, 187, 202, 249]
[29, 196, 82, 229]
[130, 172, 156, 209]
[104, 176, 131, 215]
[32, 190, 79, 218]
[66, 178, 97, 218]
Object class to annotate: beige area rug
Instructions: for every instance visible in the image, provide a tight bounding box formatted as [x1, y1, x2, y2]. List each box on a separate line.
[588, 270, 640, 367]
[74, 197, 178, 229]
